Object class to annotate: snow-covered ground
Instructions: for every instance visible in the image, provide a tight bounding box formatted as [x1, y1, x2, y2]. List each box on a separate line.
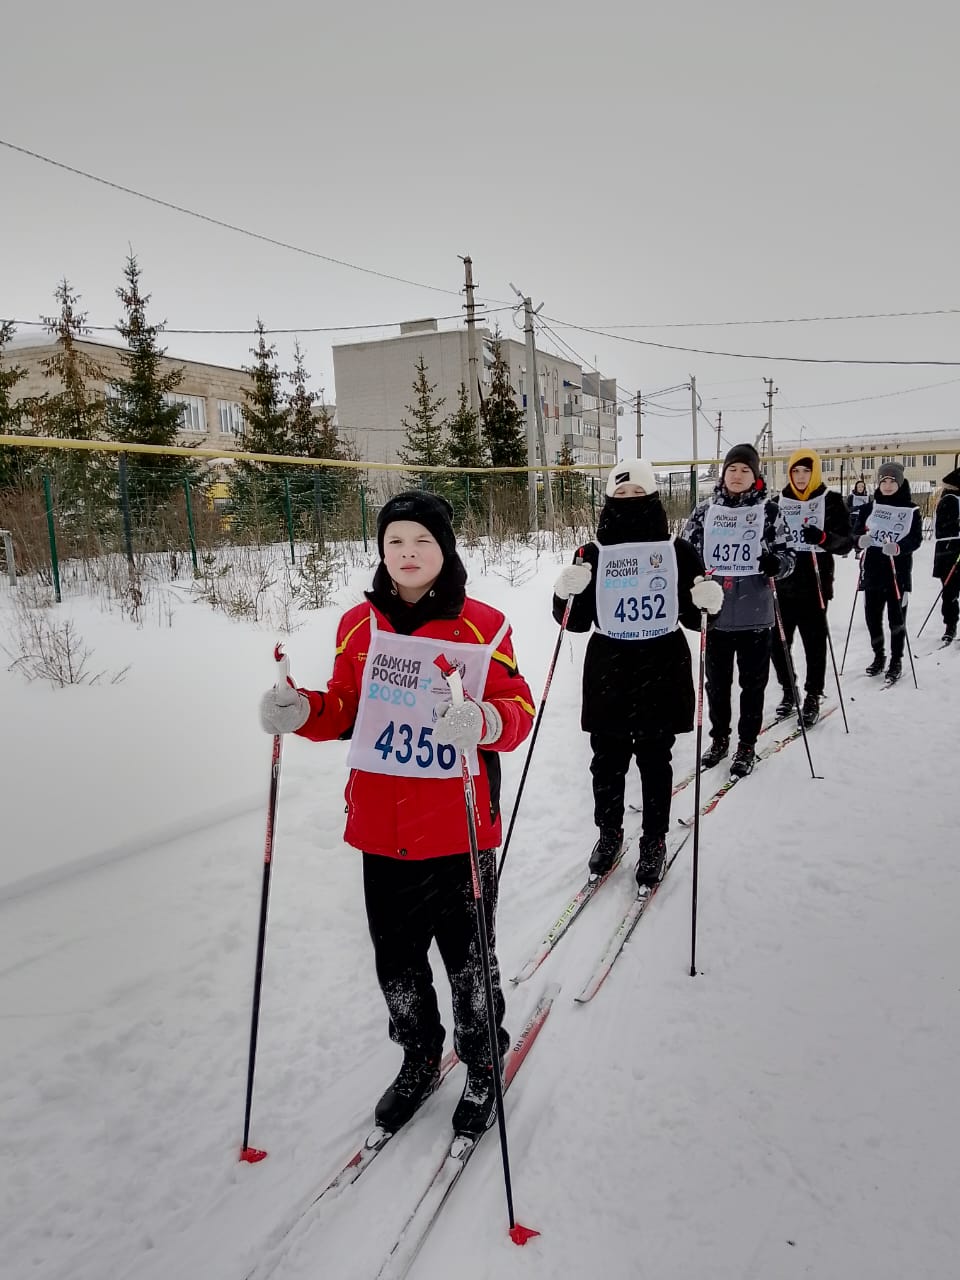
[1, 536, 958, 1280]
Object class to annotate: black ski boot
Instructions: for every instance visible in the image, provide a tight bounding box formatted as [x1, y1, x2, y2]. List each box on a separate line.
[800, 693, 821, 727]
[774, 689, 794, 720]
[452, 1063, 499, 1138]
[635, 834, 667, 890]
[884, 659, 902, 685]
[589, 826, 623, 878]
[865, 653, 885, 676]
[729, 743, 756, 778]
[700, 735, 730, 770]
[374, 1052, 441, 1133]
[942, 628, 957, 644]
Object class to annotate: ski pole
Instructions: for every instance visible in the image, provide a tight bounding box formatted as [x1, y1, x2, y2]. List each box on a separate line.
[434, 655, 538, 1247]
[497, 551, 584, 882]
[840, 554, 864, 675]
[240, 642, 289, 1164]
[917, 550, 960, 637]
[888, 556, 919, 689]
[689, 609, 708, 978]
[811, 555, 850, 734]
[769, 579, 821, 780]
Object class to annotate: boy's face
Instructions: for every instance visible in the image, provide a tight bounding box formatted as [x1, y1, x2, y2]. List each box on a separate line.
[790, 464, 812, 492]
[723, 463, 755, 494]
[612, 482, 647, 498]
[383, 520, 444, 600]
[878, 475, 900, 496]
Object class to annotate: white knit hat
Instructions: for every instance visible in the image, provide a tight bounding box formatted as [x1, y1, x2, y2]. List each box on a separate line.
[605, 458, 658, 497]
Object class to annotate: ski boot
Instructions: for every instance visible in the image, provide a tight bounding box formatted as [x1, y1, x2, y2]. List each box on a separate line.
[375, 1052, 442, 1133]
[588, 827, 623, 878]
[729, 743, 756, 778]
[635, 834, 667, 890]
[700, 736, 730, 770]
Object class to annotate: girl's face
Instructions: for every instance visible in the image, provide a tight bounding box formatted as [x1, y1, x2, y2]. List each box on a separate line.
[723, 463, 755, 494]
[878, 475, 900, 496]
[790, 464, 812, 492]
[383, 520, 444, 601]
[612, 482, 647, 498]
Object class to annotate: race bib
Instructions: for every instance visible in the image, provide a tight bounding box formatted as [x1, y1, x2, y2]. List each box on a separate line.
[780, 494, 826, 554]
[864, 504, 913, 549]
[595, 540, 679, 640]
[347, 615, 502, 779]
[703, 504, 763, 576]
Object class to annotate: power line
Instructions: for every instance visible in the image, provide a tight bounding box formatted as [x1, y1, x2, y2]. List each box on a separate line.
[581, 306, 960, 329]
[3, 309, 512, 337]
[702, 375, 960, 412]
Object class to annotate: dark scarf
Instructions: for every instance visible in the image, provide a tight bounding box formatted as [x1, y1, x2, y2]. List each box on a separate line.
[874, 478, 913, 506]
[365, 554, 468, 635]
[595, 494, 670, 545]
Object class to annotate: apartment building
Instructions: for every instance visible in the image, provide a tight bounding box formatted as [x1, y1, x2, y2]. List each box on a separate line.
[332, 318, 618, 478]
[771, 430, 960, 496]
[2, 334, 253, 448]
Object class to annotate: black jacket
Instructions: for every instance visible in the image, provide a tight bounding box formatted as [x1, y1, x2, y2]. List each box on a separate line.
[552, 494, 705, 735]
[933, 490, 960, 579]
[851, 479, 924, 593]
[773, 483, 853, 603]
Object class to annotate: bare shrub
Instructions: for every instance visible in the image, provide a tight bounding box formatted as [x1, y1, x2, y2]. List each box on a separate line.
[2, 594, 129, 686]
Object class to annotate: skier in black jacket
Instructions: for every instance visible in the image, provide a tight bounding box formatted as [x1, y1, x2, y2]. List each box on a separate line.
[551, 459, 722, 890]
[932, 466, 960, 643]
[851, 461, 924, 683]
[770, 447, 853, 725]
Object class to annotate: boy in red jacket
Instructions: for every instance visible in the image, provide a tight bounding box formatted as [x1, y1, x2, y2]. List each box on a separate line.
[260, 491, 534, 1139]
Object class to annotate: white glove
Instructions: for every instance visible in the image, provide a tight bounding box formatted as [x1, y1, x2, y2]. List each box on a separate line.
[553, 562, 592, 597]
[259, 682, 310, 734]
[881, 542, 900, 557]
[857, 533, 872, 550]
[434, 700, 502, 751]
[690, 575, 724, 615]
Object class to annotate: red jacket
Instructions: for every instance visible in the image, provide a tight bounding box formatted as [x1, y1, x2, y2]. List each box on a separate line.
[295, 598, 535, 859]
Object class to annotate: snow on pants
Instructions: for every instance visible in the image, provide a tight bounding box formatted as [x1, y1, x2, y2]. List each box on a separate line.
[362, 849, 508, 1070]
[770, 594, 828, 697]
[589, 730, 676, 838]
[705, 627, 772, 746]
[940, 570, 960, 631]
[864, 587, 908, 660]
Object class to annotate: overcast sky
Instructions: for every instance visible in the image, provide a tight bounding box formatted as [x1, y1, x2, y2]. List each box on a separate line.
[2, 0, 959, 465]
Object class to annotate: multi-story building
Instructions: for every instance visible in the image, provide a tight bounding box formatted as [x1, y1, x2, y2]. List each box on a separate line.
[771, 430, 960, 499]
[332, 318, 618, 479]
[2, 334, 253, 449]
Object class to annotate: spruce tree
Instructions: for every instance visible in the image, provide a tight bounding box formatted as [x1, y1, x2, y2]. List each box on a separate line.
[479, 329, 527, 513]
[555, 439, 587, 519]
[284, 339, 350, 536]
[231, 321, 291, 531]
[106, 253, 195, 518]
[398, 356, 447, 492]
[0, 320, 28, 490]
[445, 382, 485, 515]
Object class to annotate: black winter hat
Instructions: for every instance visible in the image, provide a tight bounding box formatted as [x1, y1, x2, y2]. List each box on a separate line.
[376, 491, 457, 559]
[942, 467, 960, 488]
[722, 443, 761, 481]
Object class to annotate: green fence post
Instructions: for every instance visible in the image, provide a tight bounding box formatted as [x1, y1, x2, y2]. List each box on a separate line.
[360, 483, 368, 552]
[283, 476, 296, 565]
[43, 472, 62, 603]
[183, 477, 198, 572]
[313, 472, 324, 549]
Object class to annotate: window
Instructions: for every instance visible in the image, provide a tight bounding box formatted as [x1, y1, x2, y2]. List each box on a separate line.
[922, 454, 937, 467]
[217, 400, 245, 436]
[901, 455, 916, 467]
[861, 456, 873, 469]
[880, 455, 896, 465]
[164, 393, 207, 434]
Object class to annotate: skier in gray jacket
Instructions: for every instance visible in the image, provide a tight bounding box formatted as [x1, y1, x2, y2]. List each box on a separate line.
[683, 443, 794, 777]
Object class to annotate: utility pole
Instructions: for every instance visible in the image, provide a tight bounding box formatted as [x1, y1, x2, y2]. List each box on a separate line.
[635, 389, 642, 457]
[690, 374, 699, 507]
[715, 409, 722, 466]
[510, 284, 555, 531]
[460, 255, 480, 420]
[762, 377, 778, 460]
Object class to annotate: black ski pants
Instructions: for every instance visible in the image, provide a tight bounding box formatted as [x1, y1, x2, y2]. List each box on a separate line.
[362, 849, 508, 1070]
[940, 569, 960, 631]
[589, 729, 676, 838]
[864, 586, 908, 661]
[770, 594, 828, 697]
[705, 627, 772, 746]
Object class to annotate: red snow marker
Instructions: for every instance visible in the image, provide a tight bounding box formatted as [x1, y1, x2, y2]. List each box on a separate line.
[273, 641, 285, 663]
[509, 1223, 541, 1246]
[240, 1146, 268, 1163]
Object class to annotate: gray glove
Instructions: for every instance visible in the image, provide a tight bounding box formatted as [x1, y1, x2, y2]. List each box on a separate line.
[881, 542, 900, 557]
[259, 682, 310, 734]
[434, 700, 502, 750]
[690, 575, 724, 615]
[857, 532, 872, 550]
[553, 562, 592, 597]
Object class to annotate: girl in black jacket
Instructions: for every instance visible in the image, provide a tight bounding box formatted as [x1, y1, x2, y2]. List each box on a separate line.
[852, 462, 924, 683]
[552, 459, 722, 890]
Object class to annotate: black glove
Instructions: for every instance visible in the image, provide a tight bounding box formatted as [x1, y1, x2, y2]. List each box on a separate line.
[758, 550, 780, 576]
[800, 525, 825, 546]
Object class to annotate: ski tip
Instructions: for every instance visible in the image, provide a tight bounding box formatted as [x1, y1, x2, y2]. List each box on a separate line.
[239, 1146, 268, 1164]
[449, 1135, 476, 1159]
[509, 1223, 541, 1246]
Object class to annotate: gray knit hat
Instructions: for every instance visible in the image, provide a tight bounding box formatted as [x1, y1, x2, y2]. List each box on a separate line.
[877, 461, 905, 485]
